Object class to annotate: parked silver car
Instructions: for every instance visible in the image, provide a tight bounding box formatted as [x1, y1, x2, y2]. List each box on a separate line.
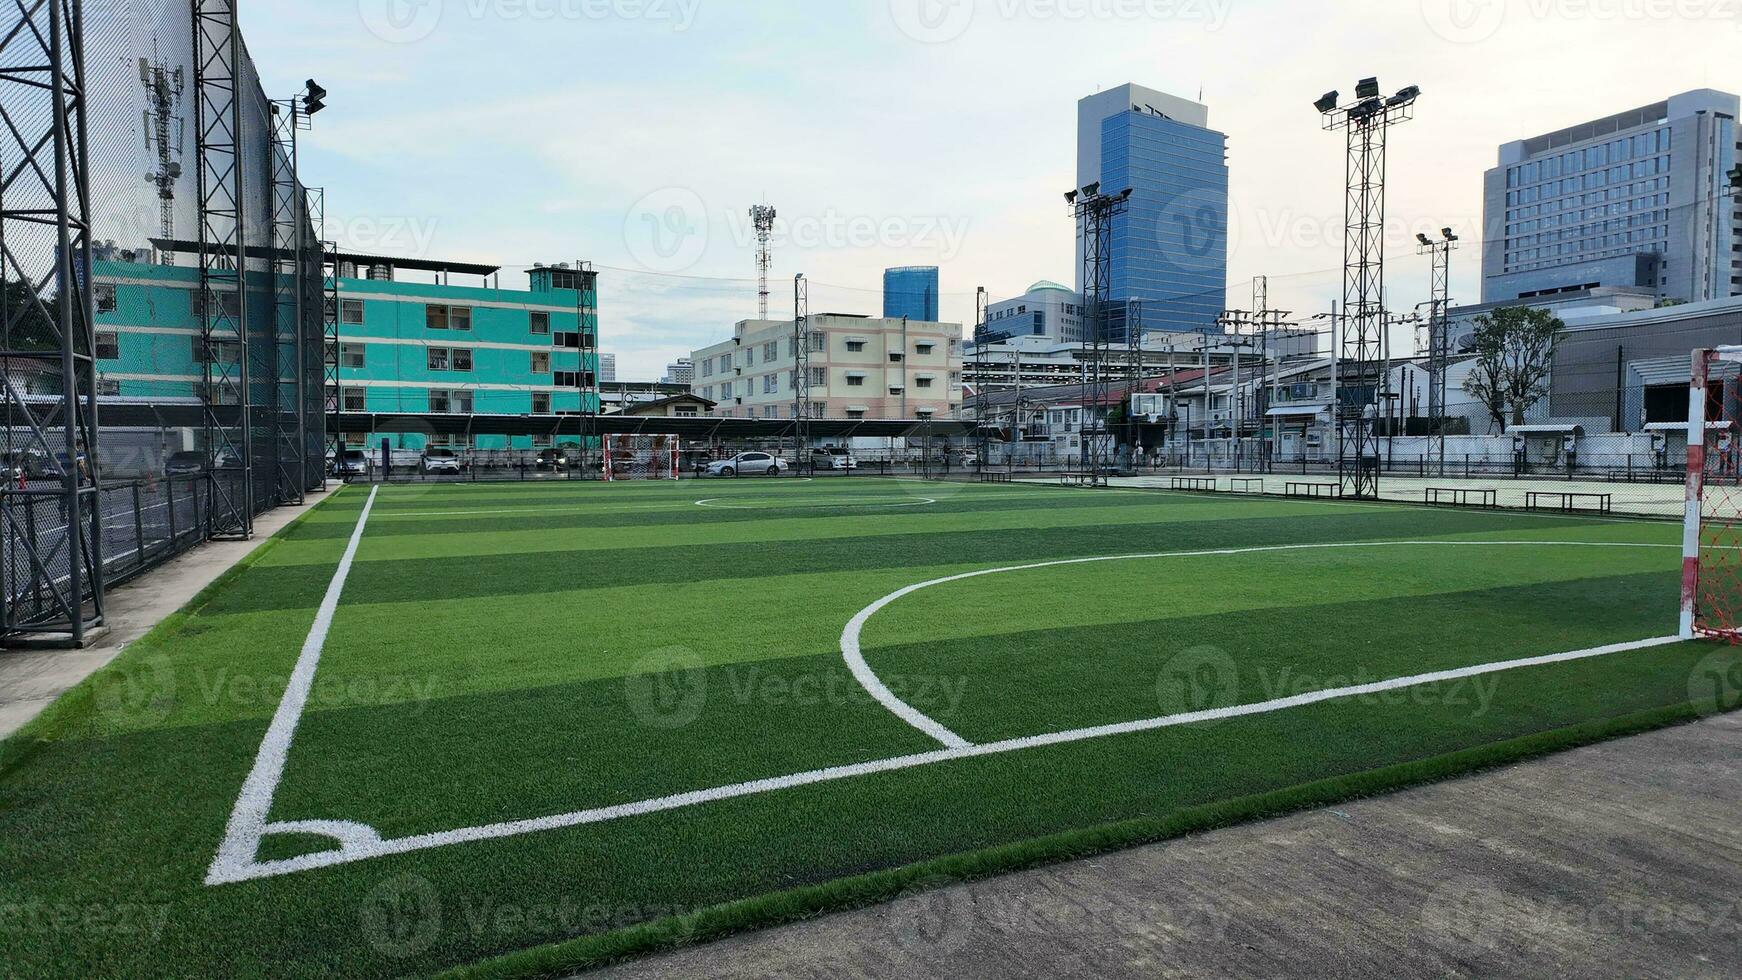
[705, 452, 788, 477]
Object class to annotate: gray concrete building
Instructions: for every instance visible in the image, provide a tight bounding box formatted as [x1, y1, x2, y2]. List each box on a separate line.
[1483, 90, 1741, 306]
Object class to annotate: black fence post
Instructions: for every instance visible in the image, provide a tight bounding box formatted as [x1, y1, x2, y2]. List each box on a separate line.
[133, 484, 146, 573]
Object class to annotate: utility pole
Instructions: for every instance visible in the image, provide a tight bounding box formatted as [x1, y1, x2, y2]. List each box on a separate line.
[1067, 181, 1132, 487]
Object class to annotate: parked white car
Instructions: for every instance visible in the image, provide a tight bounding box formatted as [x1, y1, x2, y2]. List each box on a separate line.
[421, 448, 462, 474]
[706, 452, 789, 477]
[811, 447, 857, 470]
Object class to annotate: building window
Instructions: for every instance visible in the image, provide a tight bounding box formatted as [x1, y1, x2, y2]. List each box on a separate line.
[701, 357, 713, 376]
[721, 381, 734, 399]
[341, 299, 365, 325]
[95, 332, 119, 360]
[531, 351, 550, 373]
[889, 386, 904, 396]
[888, 352, 904, 363]
[192, 290, 241, 320]
[95, 284, 117, 314]
[429, 390, 451, 413]
[763, 341, 779, 360]
[846, 374, 865, 387]
[846, 409, 865, 419]
[529, 311, 550, 335]
[342, 387, 367, 412]
[809, 366, 826, 386]
[426, 304, 472, 330]
[916, 377, 934, 389]
[763, 374, 778, 394]
[846, 340, 866, 352]
[452, 348, 473, 372]
[340, 343, 366, 369]
[427, 347, 450, 371]
[916, 343, 935, 355]
[531, 392, 551, 414]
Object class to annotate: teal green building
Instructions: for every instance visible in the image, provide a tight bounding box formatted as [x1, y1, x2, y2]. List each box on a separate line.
[93, 257, 600, 453]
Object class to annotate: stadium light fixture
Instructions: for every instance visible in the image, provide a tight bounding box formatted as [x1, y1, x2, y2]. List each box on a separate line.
[303, 78, 326, 116]
[1443, 227, 1459, 241]
[1314, 90, 1340, 113]
[1387, 85, 1421, 107]
[1082, 181, 1101, 197]
[1064, 190, 1078, 205]
[1417, 233, 1432, 247]
[1356, 77, 1380, 100]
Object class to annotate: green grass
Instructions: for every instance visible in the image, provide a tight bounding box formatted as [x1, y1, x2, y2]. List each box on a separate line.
[2, 477, 1739, 978]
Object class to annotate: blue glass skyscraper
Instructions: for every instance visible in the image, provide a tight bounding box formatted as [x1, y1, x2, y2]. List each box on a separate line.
[883, 266, 939, 321]
[1077, 85, 1229, 335]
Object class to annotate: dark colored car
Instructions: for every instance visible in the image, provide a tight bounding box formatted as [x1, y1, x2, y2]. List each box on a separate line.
[165, 451, 207, 478]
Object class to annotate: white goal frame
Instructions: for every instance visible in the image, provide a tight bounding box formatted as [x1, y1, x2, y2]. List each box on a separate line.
[603, 434, 680, 481]
[1681, 347, 1742, 640]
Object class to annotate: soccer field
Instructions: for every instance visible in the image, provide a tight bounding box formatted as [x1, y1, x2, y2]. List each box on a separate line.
[3, 477, 1740, 978]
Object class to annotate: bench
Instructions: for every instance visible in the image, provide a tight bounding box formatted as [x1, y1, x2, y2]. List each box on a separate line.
[1425, 487, 1499, 509]
[1525, 491, 1613, 514]
[1230, 478, 1266, 494]
[978, 471, 1012, 484]
[1286, 482, 1343, 499]
[1170, 476, 1218, 493]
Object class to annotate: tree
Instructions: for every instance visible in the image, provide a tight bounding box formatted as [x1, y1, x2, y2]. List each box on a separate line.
[1460, 306, 1565, 432]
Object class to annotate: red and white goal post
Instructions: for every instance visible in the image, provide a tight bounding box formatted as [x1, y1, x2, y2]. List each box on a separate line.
[602, 434, 680, 482]
[1683, 348, 1742, 640]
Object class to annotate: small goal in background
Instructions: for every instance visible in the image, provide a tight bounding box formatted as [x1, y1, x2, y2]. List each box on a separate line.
[1683, 348, 1742, 640]
[603, 435, 680, 482]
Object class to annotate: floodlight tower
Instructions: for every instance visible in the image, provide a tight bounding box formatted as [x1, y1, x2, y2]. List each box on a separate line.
[1067, 182, 1133, 486]
[793, 273, 810, 469]
[1315, 77, 1421, 499]
[1417, 228, 1458, 475]
[750, 205, 776, 319]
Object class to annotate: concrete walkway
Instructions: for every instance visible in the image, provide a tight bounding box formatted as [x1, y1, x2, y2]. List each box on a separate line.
[0, 488, 337, 739]
[594, 712, 1742, 979]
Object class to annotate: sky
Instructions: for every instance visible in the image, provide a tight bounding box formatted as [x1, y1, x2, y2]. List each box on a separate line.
[235, 0, 1742, 381]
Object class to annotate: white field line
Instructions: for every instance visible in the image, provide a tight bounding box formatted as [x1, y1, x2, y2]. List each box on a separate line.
[696, 496, 939, 510]
[838, 539, 1685, 746]
[204, 485, 380, 887]
[205, 535, 1691, 885]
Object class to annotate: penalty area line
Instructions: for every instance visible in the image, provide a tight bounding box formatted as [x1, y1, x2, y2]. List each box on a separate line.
[211, 630, 1686, 884]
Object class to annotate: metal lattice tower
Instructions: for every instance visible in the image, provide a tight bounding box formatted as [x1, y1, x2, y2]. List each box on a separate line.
[792, 273, 810, 469]
[269, 98, 308, 506]
[1068, 183, 1131, 487]
[1316, 78, 1420, 499]
[192, 0, 252, 537]
[750, 205, 775, 320]
[577, 261, 600, 475]
[1417, 229, 1458, 476]
[139, 48, 184, 266]
[0, 0, 105, 644]
[973, 286, 990, 469]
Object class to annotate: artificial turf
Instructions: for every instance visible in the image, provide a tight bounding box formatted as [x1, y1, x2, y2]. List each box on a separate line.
[1, 477, 1738, 978]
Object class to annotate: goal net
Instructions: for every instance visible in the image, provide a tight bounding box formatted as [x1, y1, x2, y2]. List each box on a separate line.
[603, 435, 680, 482]
[1683, 348, 1742, 640]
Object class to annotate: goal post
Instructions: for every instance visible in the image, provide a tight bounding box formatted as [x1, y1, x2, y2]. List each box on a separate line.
[1682, 348, 1742, 640]
[602, 434, 680, 482]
